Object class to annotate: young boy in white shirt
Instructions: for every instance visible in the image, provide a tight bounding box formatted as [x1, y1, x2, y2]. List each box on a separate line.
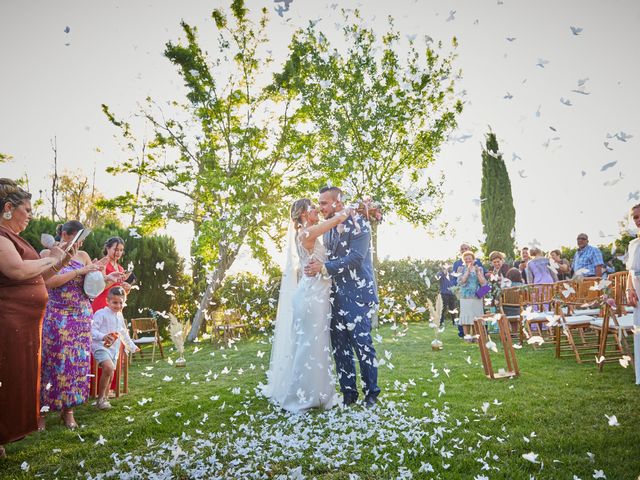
[91, 286, 139, 409]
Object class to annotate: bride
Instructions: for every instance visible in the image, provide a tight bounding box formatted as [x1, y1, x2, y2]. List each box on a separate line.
[262, 198, 350, 412]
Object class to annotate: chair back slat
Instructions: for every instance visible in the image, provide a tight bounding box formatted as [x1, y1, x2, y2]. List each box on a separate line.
[131, 318, 158, 336]
[608, 271, 630, 314]
[500, 287, 522, 308]
[575, 278, 600, 304]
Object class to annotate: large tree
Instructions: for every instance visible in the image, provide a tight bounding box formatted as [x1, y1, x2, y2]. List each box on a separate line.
[276, 11, 463, 263]
[103, 0, 309, 341]
[480, 131, 516, 259]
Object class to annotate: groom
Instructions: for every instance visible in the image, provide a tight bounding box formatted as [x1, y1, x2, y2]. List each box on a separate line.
[304, 186, 381, 407]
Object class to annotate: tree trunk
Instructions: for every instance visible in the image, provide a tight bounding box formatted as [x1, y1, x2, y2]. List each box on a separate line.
[50, 137, 58, 221]
[371, 221, 380, 269]
[186, 247, 238, 342]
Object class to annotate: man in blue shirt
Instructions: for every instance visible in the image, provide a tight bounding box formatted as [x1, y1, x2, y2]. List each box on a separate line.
[435, 265, 456, 327]
[572, 233, 604, 277]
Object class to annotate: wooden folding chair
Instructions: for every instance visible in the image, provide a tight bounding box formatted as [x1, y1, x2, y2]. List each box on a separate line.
[215, 309, 248, 343]
[591, 304, 635, 371]
[90, 343, 129, 398]
[521, 284, 557, 345]
[498, 286, 524, 344]
[568, 277, 602, 316]
[131, 318, 164, 361]
[553, 280, 601, 363]
[474, 314, 520, 379]
[609, 271, 633, 316]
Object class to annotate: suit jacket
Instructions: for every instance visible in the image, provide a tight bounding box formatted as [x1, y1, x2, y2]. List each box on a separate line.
[323, 214, 378, 305]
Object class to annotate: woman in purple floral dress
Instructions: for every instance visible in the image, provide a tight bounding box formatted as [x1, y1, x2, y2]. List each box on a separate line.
[39, 221, 108, 429]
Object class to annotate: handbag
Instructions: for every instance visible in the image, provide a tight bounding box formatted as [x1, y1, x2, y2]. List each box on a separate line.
[475, 284, 491, 298]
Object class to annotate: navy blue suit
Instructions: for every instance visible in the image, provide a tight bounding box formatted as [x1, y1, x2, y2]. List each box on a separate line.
[323, 214, 380, 403]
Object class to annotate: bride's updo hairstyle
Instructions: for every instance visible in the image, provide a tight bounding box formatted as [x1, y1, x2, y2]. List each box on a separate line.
[290, 198, 312, 229]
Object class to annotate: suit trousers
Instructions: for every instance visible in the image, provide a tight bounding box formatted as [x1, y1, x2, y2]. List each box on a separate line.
[330, 296, 380, 402]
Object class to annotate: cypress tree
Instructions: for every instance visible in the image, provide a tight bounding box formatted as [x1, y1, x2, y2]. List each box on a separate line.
[480, 131, 516, 259]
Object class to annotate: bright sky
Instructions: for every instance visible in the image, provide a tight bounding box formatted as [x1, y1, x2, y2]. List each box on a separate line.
[1, 0, 638, 272]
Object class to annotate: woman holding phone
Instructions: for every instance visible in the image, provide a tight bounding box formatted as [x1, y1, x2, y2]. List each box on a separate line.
[39, 222, 121, 430]
[91, 237, 130, 312]
[0, 179, 74, 458]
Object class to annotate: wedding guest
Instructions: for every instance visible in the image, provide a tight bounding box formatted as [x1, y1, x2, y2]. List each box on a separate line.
[457, 250, 487, 340]
[505, 267, 524, 286]
[572, 233, 604, 278]
[514, 247, 530, 283]
[0, 179, 73, 458]
[526, 248, 558, 284]
[91, 287, 139, 410]
[625, 203, 640, 384]
[486, 251, 510, 280]
[39, 222, 119, 430]
[452, 244, 484, 337]
[549, 249, 571, 281]
[91, 237, 129, 312]
[485, 251, 510, 312]
[452, 243, 484, 276]
[435, 264, 456, 326]
[501, 268, 524, 319]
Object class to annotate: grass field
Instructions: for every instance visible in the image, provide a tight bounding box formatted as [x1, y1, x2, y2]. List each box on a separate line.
[1, 322, 638, 479]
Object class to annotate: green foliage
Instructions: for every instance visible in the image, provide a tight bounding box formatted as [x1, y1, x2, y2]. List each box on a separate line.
[101, 1, 315, 339]
[102, 1, 309, 273]
[377, 258, 446, 324]
[276, 11, 463, 230]
[210, 271, 280, 334]
[20, 217, 58, 250]
[480, 131, 516, 259]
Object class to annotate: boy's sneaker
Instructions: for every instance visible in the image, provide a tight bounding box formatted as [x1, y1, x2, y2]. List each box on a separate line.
[96, 398, 112, 410]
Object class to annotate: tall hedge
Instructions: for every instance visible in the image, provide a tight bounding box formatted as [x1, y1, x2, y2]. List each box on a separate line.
[480, 131, 516, 259]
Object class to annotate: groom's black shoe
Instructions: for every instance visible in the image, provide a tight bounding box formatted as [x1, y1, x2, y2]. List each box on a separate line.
[343, 396, 357, 407]
[363, 396, 378, 409]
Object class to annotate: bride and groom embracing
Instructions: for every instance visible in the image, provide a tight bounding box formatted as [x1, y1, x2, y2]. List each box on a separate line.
[262, 186, 381, 413]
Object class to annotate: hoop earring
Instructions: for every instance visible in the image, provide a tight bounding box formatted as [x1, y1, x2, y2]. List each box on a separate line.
[2, 211, 11, 220]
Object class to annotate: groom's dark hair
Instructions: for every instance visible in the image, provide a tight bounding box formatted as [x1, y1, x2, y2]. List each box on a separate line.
[319, 186, 343, 199]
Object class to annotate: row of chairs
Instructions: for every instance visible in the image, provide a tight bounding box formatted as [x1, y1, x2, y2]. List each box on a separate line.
[496, 273, 635, 367]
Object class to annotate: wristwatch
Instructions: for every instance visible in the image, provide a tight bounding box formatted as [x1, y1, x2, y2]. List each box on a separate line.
[321, 264, 328, 276]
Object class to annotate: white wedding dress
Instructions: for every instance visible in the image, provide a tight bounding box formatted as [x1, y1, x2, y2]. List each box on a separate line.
[627, 237, 640, 384]
[262, 232, 338, 412]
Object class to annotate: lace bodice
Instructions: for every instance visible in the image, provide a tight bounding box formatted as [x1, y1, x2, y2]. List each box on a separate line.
[296, 235, 327, 265]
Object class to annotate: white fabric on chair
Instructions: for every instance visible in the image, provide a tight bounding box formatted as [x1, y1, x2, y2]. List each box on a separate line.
[563, 315, 595, 325]
[573, 308, 601, 316]
[133, 336, 157, 344]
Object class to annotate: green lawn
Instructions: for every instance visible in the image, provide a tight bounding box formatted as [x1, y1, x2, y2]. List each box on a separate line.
[1, 323, 638, 479]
